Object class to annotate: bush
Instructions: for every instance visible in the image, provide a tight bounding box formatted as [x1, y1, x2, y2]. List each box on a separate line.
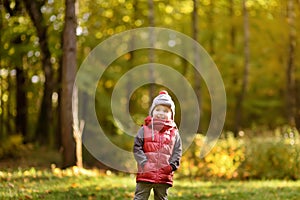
[0, 134, 26, 159]
[178, 127, 300, 180]
[179, 133, 245, 180]
[239, 127, 300, 180]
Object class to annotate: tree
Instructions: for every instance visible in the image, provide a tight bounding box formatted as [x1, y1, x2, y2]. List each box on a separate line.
[192, 0, 202, 133]
[3, 0, 28, 137]
[286, 0, 297, 127]
[148, 0, 155, 101]
[60, 0, 77, 168]
[234, 0, 250, 134]
[22, 0, 54, 144]
[208, 0, 215, 55]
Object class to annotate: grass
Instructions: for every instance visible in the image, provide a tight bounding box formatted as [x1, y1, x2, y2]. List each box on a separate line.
[1, 167, 300, 200]
[1, 147, 300, 200]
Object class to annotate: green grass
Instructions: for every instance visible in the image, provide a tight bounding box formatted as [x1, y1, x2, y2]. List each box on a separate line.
[1, 147, 300, 200]
[1, 168, 300, 200]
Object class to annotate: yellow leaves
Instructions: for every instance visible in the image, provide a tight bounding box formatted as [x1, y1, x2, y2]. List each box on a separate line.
[165, 5, 174, 14]
[179, 1, 193, 14]
[122, 15, 130, 23]
[88, 194, 97, 200]
[106, 28, 114, 35]
[177, 191, 183, 197]
[8, 47, 15, 55]
[134, 19, 143, 27]
[1, 93, 8, 102]
[51, 164, 100, 177]
[71, 182, 79, 188]
[124, 192, 134, 198]
[24, 194, 33, 199]
[103, 9, 114, 18]
[95, 32, 103, 39]
[180, 133, 247, 179]
[4, 42, 9, 50]
[104, 80, 114, 89]
[95, 186, 101, 191]
[106, 170, 112, 176]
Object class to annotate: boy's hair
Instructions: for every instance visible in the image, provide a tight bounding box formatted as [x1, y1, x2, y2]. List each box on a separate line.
[149, 90, 175, 119]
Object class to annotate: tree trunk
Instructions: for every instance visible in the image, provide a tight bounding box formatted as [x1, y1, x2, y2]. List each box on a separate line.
[286, 0, 296, 127]
[7, 74, 15, 133]
[4, 0, 27, 138]
[148, 0, 155, 101]
[16, 65, 27, 137]
[22, 0, 54, 145]
[295, 79, 300, 130]
[0, 67, 3, 139]
[55, 56, 63, 150]
[208, 0, 215, 55]
[72, 86, 84, 168]
[229, 0, 236, 52]
[61, 0, 77, 168]
[192, 0, 202, 133]
[234, 0, 250, 135]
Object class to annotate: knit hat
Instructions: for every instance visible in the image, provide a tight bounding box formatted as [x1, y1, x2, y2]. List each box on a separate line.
[149, 90, 175, 119]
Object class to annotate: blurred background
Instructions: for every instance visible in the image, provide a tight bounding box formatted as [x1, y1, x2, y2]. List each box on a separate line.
[0, 0, 300, 180]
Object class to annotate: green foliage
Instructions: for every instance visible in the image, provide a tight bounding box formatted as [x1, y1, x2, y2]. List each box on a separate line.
[179, 127, 300, 180]
[1, 0, 300, 143]
[240, 127, 300, 180]
[0, 134, 26, 159]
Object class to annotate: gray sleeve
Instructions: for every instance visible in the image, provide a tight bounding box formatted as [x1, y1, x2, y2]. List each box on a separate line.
[169, 131, 182, 171]
[133, 127, 147, 166]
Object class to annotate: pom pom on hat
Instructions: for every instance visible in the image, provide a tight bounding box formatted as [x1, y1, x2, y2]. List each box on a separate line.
[159, 90, 168, 95]
[149, 90, 175, 119]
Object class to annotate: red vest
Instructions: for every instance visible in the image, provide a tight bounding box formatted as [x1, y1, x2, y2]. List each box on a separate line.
[136, 118, 177, 185]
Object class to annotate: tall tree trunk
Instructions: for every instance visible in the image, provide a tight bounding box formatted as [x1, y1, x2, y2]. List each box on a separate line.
[16, 65, 27, 137]
[148, 0, 155, 101]
[0, 6, 2, 137]
[295, 79, 300, 130]
[0, 65, 3, 139]
[286, 0, 296, 127]
[229, 0, 236, 52]
[234, 0, 250, 135]
[192, 0, 202, 133]
[229, 0, 238, 122]
[125, 0, 137, 131]
[7, 74, 15, 133]
[61, 0, 77, 168]
[4, 0, 27, 138]
[55, 26, 65, 150]
[22, 0, 54, 145]
[56, 55, 63, 149]
[208, 0, 215, 55]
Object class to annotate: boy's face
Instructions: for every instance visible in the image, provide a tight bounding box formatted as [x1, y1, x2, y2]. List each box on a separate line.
[152, 105, 172, 120]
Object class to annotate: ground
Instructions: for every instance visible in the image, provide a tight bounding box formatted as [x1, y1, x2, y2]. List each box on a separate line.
[1, 147, 300, 199]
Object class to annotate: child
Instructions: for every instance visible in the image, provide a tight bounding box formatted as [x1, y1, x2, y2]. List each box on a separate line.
[133, 90, 182, 200]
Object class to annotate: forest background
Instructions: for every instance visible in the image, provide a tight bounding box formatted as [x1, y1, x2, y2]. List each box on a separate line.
[0, 0, 300, 180]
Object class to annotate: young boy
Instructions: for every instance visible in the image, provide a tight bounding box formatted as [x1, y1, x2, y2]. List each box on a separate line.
[133, 90, 182, 200]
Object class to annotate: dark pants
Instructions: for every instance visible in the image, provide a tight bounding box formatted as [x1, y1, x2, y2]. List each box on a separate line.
[134, 182, 171, 200]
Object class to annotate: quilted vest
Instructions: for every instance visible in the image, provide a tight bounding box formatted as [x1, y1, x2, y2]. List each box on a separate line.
[136, 117, 177, 185]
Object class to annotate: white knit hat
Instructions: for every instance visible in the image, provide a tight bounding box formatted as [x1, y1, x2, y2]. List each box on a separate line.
[149, 90, 175, 119]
